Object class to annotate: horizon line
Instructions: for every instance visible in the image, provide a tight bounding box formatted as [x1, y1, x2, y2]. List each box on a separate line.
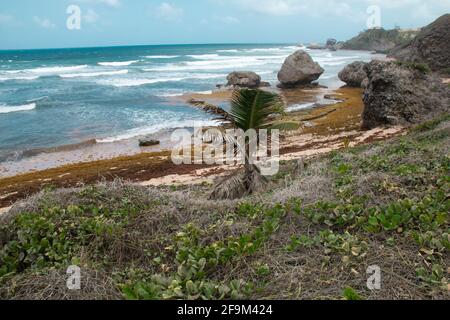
[0, 41, 298, 52]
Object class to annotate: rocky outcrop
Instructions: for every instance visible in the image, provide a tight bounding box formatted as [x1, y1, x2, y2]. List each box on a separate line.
[342, 28, 419, 53]
[226, 71, 262, 89]
[139, 139, 160, 147]
[326, 39, 344, 51]
[389, 14, 450, 73]
[307, 40, 343, 51]
[362, 60, 450, 129]
[338, 61, 368, 88]
[326, 39, 337, 47]
[277, 50, 324, 87]
[307, 43, 326, 50]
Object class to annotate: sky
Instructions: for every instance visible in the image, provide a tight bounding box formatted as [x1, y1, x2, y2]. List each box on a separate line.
[0, 0, 448, 50]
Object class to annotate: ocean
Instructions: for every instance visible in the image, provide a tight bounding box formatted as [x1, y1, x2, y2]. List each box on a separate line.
[0, 43, 377, 163]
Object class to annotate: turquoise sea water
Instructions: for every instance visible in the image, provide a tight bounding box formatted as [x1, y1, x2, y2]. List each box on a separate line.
[0, 43, 376, 162]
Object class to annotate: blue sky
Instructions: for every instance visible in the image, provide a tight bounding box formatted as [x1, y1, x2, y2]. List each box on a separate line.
[0, 0, 448, 50]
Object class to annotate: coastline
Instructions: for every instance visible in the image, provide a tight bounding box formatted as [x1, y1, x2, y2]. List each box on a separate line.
[0, 86, 407, 209]
[0, 84, 331, 178]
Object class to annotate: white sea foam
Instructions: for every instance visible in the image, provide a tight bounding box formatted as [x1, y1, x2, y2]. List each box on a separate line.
[156, 89, 214, 98]
[60, 69, 129, 78]
[156, 92, 185, 97]
[27, 96, 49, 103]
[0, 103, 36, 114]
[99, 73, 225, 87]
[28, 65, 88, 74]
[98, 60, 139, 67]
[244, 48, 287, 53]
[187, 54, 221, 60]
[97, 119, 220, 143]
[1, 65, 89, 80]
[195, 90, 213, 94]
[217, 49, 239, 53]
[287, 102, 316, 112]
[187, 73, 226, 80]
[0, 75, 39, 81]
[283, 46, 300, 50]
[144, 57, 270, 72]
[144, 55, 180, 59]
[98, 77, 185, 87]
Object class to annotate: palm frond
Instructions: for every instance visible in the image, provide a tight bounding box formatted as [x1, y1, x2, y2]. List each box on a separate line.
[191, 101, 234, 124]
[229, 89, 285, 131]
[209, 172, 247, 200]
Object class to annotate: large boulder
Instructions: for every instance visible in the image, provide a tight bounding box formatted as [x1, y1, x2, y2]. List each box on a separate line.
[389, 14, 450, 73]
[338, 61, 368, 88]
[226, 71, 261, 88]
[278, 50, 324, 87]
[362, 60, 450, 129]
[139, 139, 160, 147]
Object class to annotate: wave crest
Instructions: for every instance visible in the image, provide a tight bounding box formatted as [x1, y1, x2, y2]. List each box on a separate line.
[0, 103, 36, 114]
[98, 60, 139, 67]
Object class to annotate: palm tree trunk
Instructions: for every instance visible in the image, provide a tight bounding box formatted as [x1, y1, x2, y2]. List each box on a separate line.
[243, 141, 266, 195]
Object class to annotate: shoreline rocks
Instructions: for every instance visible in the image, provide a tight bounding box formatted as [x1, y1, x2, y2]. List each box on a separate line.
[338, 61, 368, 88]
[139, 139, 160, 147]
[277, 50, 324, 88]
[307, 39, 343, 51]
[226, 71, 262, 89]
[362, 60, 450, 129]
[217, 71, 270, 90]
[307, 43, 326, 50]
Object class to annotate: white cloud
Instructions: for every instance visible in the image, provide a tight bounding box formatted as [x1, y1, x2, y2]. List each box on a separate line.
[84, 9, 100, 24]
[226, 0, 450, 21]
[98, 0, 121, 7]
[231, 0, 341, 16]
[154, 3, 184, 22]
[77, 0, 121, 8]
[214, 15, 240, 24]
[33, 16, 56, 29]
[0, 14, 15, 25]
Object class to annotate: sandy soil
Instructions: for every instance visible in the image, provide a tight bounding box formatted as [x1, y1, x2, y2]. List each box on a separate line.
[140, 125, 406, 187]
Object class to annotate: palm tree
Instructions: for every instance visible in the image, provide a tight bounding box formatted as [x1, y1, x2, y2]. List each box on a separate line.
[192, 89, 299, 200]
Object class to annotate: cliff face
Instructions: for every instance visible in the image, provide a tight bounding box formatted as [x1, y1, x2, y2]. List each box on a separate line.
[389, 14, 450, 73]
[362, 60, 450, 129]
[342, 28, 419, 53]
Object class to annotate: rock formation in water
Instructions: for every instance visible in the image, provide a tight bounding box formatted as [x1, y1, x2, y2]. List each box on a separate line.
[277, 50, 324, 87]
[226, 71, 262, 89]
